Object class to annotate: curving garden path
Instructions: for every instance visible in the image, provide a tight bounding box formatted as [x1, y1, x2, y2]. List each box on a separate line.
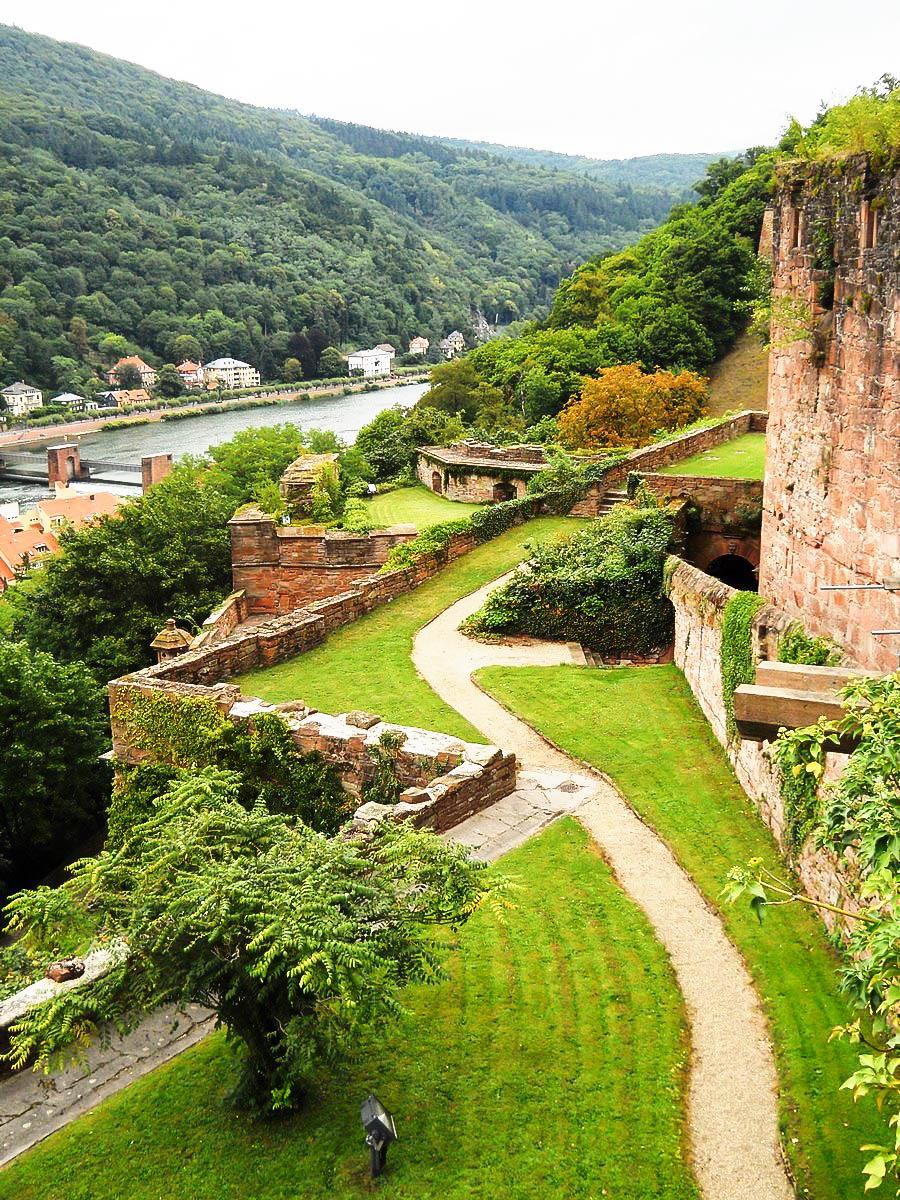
[412, 575, 794, 1200]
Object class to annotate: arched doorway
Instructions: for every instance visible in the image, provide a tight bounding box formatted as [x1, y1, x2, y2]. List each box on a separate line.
[492, 480, 516, 502]
[65, 454, 76, 481]
[431, 471, 442, 494]
[706, 554, 758, 591]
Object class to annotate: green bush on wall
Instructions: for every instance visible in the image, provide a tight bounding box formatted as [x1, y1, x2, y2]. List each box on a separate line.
[720, 591, 766, 741]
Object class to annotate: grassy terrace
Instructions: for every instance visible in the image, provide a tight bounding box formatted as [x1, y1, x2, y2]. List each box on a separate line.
[236, 516, 587, 740]
[0, 821, 698, 1200]
[659, 431, 766, 479]
[365, 485, 484, 528]
[475, 664, 881, 1198]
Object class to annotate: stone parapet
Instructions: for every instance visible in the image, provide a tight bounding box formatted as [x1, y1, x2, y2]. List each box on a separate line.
[108, 675, 516, 831]
[666, 556, 858, 927]
[229, 505, 418, 614]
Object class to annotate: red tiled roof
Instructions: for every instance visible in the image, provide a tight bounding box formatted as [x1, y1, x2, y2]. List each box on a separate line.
[0, 516, 61, 585]
[35, 491, 122, 530]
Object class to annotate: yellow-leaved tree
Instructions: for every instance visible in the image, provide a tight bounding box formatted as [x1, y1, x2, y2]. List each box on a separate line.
[558, 363, 707, 449]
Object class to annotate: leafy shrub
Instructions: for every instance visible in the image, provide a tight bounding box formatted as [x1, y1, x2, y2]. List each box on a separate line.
[340, 498, 374, 534]
[462, 501, 676, 657]
[778, 623, 842, 666]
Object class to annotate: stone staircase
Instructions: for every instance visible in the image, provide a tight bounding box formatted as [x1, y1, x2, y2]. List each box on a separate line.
[595, 486, 629, 516]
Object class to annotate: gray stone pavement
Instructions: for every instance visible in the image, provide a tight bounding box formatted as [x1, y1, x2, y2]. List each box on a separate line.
[445, 768, 597, 862]
[0, 1003, 213, 1165]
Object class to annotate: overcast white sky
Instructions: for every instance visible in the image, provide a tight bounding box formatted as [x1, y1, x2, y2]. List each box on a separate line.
[2, 0, 897, 158]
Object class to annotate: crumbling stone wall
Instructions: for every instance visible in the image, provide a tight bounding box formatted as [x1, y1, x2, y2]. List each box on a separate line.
[108, 675, 516, 834]
[760, 154, 900, 670]
[639, 474, 762, 574]
[230, 507, 418, 614]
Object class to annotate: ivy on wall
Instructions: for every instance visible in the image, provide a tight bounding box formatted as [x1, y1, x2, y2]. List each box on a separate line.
[720, 591, 766, 741]
[111, 690, 351, 837]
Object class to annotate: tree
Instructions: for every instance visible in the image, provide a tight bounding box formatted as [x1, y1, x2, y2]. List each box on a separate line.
[423, 358, 483, 422]
[169, 333, 203, 364]
[204, 424, 305, 508]
[97, 333, 129, 363]
[154, 364, 184, 398]
[0, 641, 109, 895]
[113, 362, 142, 389]
[317, 346, 346, 377]
[558, 363, 707, 449]
[4, 769, 504, 1113]
[282, 356, 303, 382]
[7, 467, 234, 681]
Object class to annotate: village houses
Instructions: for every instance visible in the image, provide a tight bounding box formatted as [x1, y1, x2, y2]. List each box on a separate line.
[98, 388, 152, 409]
[176, 360, 205, 389]
[0, 484, 122, 589]
[408, 335, 429, 355]
[439, 330, 465, 358]
[347, 347, 393, 377]
[51, 392, 100, 412]
[106, 356, 157, 388]
[1, 381, 43, 417]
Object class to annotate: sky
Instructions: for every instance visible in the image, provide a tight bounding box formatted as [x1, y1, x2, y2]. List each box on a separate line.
[1, 0, 897, 159]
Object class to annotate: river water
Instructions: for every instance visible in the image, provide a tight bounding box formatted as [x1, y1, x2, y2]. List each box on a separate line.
[0, 382, 429, 506]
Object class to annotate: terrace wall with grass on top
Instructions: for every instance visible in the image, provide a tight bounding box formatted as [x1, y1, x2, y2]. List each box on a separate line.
[569, 410, 768, 516]
[665, 555, 858, 925]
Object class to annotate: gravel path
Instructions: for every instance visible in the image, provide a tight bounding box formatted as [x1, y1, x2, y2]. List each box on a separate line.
[413, 575, 794, 1200]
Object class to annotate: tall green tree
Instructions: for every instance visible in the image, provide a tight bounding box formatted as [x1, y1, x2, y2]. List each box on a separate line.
[0, 641, 109, 894]
[5, 769, 506, 1113]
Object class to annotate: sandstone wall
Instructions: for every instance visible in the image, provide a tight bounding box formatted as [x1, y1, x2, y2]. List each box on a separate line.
[667, 557, 857, 925]
[190, 590, 248, 650]
[108, 675, 516, 834]
[761, 155, 900, 670]
[229, 507, 418, 614]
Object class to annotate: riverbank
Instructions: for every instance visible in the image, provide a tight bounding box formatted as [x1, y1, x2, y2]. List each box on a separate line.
[0, 372, 430, 450]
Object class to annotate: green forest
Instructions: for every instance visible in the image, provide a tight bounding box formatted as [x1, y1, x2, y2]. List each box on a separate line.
[0, 25, 696, 391]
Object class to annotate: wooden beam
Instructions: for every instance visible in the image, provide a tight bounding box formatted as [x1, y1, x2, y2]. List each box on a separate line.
[755, 660, 881, 694]
[733, 683, 857, 751]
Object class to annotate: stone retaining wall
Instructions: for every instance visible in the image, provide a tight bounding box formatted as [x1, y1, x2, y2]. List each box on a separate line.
[108, 675, 516, 829]
[569, 411, 767, 516]
[190, 590, 248, 650]
[666, 556, 858, 926]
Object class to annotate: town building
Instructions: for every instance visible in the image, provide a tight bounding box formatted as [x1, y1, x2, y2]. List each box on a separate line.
[203, 357, 261, 390]
[51, 392, 99, 412]
[26, 485, 122, 534]
[347, 348, 392, 377]
[1, 381, 43, 417]
[408, 336, 429, 356]
[176, 360, 205, 389]
[106, 356, 157, 388]
[0, 514, 59, 588]
[375, 343, 396, 360]
[439, 331, 465, 358]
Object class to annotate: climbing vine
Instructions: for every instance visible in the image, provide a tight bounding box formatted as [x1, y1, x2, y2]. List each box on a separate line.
[770, 719, 837, 853]
[720, 591, 766, 741]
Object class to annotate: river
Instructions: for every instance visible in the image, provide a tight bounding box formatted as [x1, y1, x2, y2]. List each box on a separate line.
[0, 382, 429, 506]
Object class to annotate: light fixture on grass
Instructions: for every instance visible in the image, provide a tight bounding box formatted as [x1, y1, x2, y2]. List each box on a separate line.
[360, 1092, 398, 1178]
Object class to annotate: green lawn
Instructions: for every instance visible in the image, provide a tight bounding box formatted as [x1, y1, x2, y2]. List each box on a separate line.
[366, 486, 484, 529]
[0, 821, 698, 1200]
[236, 517, 586, 740]
[475, 664, 882, 1199]
[660, 431, 766, 478]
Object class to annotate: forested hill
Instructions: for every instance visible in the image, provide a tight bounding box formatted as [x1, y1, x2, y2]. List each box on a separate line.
[0, 25, 688, 391]
[432, 140, 727, 191]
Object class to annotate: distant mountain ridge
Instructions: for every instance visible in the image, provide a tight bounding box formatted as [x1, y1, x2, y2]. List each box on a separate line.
[432, 139, 734, 191]
[0, 24, 720, 390]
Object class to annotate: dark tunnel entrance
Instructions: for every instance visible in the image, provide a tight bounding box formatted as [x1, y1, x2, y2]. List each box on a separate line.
[705, 553, 758, 591]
